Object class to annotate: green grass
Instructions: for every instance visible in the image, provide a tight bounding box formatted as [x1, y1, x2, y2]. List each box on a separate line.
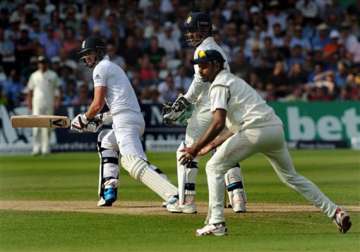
[0, 150, 359, 251]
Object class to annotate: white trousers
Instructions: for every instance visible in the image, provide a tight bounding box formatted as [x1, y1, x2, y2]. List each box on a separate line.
[206, 125, 338, 224]
[32, 105, 53, 154]
[101, 111, 146, 160]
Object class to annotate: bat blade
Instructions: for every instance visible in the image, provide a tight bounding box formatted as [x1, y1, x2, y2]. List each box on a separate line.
[11, 115, 70, 128]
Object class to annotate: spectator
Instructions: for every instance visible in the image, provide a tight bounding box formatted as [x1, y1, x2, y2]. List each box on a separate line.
[157, 22, 181, 60]
[121, 35, 142, 71]
[288, 63, 308, 86]
[269, 60, 290, 98]
[14, 27, 34, 73]
[0, 27, 15, 75]
[144, 36, 166, 70]
[39, 25, 61, 59]
[138, 54, 157, 86]
[106, 43, 125, 68]
[323, 30, 341, 60]
[312, 23, 330, 50]
[158, 73, 177, 103]
[62, 27, 79, 59]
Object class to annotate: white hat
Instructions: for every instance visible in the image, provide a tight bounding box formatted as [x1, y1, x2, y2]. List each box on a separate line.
[9, 13, 21, 23]
[164, 21, 173, 29]
[250, 6, 260, 14]
[330, 30, 340, 39]
[317, 23, 328, 31]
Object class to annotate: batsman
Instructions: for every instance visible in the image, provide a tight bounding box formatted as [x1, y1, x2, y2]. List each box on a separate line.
[164, 12, 247, 213]
[71, 36, 178, 208]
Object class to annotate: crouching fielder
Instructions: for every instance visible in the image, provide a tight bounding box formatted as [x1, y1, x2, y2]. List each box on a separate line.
[71, 36, 178, 207]
[180, 49, 351, 236]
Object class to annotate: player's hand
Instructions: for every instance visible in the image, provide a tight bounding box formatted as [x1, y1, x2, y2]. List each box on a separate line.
[162, 96, 191, 125]
[197, 143, 214, 156]
[179, 146, 197, 166]
[70, 113, 89, 132]
[83, 114, 103, 133]
[162, 102, 174, 125]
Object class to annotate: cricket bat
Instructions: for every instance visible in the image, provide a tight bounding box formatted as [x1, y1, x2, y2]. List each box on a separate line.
[11, 115, 71, 128]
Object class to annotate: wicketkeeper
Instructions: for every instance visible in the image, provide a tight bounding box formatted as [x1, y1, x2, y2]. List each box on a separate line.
[163, 12, 247, 214]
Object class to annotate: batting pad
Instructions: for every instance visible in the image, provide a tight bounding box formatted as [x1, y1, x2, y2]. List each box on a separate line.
[121, 155, 178, 201]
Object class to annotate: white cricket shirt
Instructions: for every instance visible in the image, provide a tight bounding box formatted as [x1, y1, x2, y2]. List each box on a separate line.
[93, 56, 141, 115]
[27, 69, 60, 107]
[209, 70, 282, 133]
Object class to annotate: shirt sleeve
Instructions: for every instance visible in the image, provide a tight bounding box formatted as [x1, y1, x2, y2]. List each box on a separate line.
[27, 74, 34, 91]
[93, 64, 107, 87]
[209, 85, 229, 112]
[53, 73, 61, 97]
[183, 72, 204, 103]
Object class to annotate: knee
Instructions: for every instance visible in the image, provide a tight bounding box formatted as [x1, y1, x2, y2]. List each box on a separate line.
[206, 158, 227, 175]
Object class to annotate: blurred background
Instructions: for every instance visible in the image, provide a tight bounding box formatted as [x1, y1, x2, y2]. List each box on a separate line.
[0, 0, 359, 154]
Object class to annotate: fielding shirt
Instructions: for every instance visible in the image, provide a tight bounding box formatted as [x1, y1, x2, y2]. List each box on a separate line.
[209, 70, 282, 133]
[27, 69, 60, 108]
[184, 36, 230, 106]
[93, 56, 141, 115]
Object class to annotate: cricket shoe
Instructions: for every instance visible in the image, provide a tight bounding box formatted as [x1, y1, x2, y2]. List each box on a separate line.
[166, 198, 197, 214]
[97, 187, 117, 207]
[333, 208, 352, 233]
[196, 222, 227, 236]
[232, 189, 247, 213]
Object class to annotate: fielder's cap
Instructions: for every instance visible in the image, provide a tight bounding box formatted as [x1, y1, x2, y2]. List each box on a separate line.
[191, 49, 225, 65]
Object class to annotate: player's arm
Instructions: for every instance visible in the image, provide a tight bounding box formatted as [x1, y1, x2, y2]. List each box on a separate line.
[85, 86, 106, 120]
[26, 76, 34, 111]
[183, 71, 204, 103]
[198, 128, 233, 156]
[179, 109, 226, 165]
[179, 84, 229, 164]
[70, 86, 106, 132]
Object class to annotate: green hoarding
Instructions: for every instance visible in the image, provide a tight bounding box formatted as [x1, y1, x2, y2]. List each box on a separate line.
[269, 102, 360, 145]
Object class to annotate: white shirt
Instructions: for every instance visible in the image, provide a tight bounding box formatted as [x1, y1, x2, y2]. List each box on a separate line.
[27, 69, 60, 108]
[93, 56, 141, 115]
[184, 36, 230, 106]
[209, 70, 282, 133]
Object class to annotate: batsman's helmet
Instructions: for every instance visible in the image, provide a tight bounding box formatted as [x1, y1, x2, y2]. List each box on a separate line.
[79, 36, 106, 58]
[183, 12, 212, 47]
[78, 36, 106, 68]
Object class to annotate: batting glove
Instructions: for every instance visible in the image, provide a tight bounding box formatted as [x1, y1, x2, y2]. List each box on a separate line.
[70, 113, 89, 132]
[83, 114, 103, 133]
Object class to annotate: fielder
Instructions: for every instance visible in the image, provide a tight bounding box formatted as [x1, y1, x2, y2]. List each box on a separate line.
[71, 36, 178, 207]
[164, 12, 246, 214]
[26, 56, 61, 155]
[179, 49, 352, 236]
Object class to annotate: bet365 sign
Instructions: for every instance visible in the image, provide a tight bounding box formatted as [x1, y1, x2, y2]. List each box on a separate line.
[270, 102, 360, 145]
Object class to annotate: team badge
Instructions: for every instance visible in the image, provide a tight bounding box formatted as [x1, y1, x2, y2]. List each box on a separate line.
[198, 50, 206, 58]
